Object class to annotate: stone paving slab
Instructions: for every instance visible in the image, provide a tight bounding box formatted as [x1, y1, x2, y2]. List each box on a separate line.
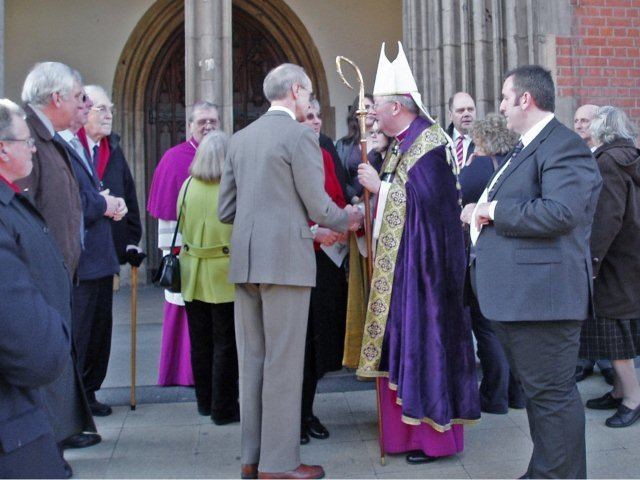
[66, 376, 640, 479]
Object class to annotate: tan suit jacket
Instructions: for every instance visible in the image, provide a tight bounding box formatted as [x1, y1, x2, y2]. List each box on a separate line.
[218, 110, 348, 286]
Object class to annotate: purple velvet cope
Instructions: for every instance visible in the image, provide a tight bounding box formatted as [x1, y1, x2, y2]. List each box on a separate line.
[379, 123, 480, 428]
[147, 137, 198, 220]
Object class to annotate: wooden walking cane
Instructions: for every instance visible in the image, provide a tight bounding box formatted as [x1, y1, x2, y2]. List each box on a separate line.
[336, 56, 385, 466]
[130, 266, 138, 410]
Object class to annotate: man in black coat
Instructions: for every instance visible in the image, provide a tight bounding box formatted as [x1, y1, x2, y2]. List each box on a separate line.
[462, 65, 602, 478]
[84, 85, 143, 269]
[58, 88, 125, 419]
[0, 99, 70, 478]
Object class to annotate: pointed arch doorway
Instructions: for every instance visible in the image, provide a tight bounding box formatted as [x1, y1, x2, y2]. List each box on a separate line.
[113, 0, 329, 279]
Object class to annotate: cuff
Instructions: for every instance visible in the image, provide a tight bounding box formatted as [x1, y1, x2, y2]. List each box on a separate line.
[488, 201, 498, 220]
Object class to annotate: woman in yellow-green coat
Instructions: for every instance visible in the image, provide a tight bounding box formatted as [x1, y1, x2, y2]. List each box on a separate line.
[177, 131, 238, 425]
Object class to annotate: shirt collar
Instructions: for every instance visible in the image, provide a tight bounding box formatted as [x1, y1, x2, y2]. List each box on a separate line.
[58, 129, 75, 143]
[0, 173, 21, 193]
[268, 105, 296, 120]
[87, 136, 99, 152]
[395, 124, 411, 143]
[520, 113, 555, 148]
[452, 127, 466, 141]
[29, 104, 56, 137]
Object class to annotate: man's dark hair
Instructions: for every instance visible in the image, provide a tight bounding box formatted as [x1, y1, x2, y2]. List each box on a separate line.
[448, 95, 454, 110]
[504, 65, 555, 112]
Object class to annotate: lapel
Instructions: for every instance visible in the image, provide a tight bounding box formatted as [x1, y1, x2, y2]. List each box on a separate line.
[55, 135, 100, 188]
[488, 118, 559, 201]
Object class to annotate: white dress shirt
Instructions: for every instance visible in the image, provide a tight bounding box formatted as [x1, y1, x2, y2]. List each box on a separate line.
[470, 113, 555, 244]
[268, 105, 296, 120]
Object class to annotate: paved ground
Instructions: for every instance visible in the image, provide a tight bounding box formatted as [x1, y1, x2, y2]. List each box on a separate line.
[69, 284, 640, 479]
[68, 377, 640, 479]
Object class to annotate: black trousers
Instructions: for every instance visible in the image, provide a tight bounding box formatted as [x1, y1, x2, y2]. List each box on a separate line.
[469, 292, 524, 413]
[492, 320, 586, 479]
[184, 300, 239, 421]
[301, 319, 319, 420]
[72, 276, 114, 395]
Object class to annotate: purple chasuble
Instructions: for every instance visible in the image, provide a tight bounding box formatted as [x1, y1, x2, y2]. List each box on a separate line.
[378, 118, 480, 429]
[147, 137, 198, 220]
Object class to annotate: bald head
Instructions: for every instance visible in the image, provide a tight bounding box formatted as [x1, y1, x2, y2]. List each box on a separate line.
[448, 92, 476, 134]
[574, 104, 599, 148]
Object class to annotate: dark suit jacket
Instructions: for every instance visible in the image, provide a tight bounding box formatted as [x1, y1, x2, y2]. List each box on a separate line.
[446, 122, 475, 161]
[0, 182, 71, 471]
[16, 105, 83, 276]
[458, 155, 498, 206]
[58, 136, 119, 281]
[474, 117, 602, 322]
[101, 134, 142, 264]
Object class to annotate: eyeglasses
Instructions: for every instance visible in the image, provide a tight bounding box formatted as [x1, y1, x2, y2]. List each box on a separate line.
[305, 113, 321, 121]
[195, 118, 219, 127]
[371, 100, 395, 111]
[369, 130, 381, 137]
[0, 137, 35, 148]
[91, 105, 115, 115]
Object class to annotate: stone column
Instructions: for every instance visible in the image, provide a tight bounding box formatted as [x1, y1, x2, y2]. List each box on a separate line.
[403, 0, 574, 124]
[185, 0, 233, 133]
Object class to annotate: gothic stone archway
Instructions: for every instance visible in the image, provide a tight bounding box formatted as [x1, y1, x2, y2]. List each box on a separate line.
[112, 0, 330, 279]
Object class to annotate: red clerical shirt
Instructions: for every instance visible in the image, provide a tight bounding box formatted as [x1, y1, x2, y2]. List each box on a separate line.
[0, 174, 21, 193]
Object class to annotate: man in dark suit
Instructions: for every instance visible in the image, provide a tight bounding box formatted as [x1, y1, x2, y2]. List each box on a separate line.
[446, 92, 476, 169]
[17, 61, 99, 451]
[0, 99, 70, 478]
[58, 88, 125, 419]
[461, 65, 602, 478]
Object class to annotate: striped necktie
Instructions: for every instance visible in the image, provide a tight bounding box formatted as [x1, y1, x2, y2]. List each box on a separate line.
[456, 135, 465, 168]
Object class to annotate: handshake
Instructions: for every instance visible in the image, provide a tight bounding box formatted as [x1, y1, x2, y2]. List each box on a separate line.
[344, 204, 364, 231]
[101, 189, 128, 222]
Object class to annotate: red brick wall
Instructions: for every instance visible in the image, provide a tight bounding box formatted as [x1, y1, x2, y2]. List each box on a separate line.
[556, 0, 640, 123]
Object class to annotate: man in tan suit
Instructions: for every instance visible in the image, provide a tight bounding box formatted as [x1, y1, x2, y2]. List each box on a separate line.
[218, 63, 361, 480]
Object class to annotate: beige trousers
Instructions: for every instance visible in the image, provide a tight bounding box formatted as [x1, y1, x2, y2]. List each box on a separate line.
[234, 283, 311, 472]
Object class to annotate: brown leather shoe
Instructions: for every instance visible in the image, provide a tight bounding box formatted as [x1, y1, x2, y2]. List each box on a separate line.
[241, 463, 258, 479]
[258, 464, 325, 479]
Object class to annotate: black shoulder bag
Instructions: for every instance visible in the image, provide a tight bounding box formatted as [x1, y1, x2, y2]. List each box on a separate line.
[152, 177, 193, 293]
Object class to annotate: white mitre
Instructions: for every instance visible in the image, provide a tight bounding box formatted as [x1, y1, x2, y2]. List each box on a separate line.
[372, 41, 436, 124]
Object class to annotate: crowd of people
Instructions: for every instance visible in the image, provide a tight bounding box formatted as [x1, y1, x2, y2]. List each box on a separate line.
[1, 40, 639, 479]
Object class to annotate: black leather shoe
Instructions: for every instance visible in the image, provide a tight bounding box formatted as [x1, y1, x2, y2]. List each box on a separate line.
[601, 368, 615, 386]
[575, 365, 594, 382]
[605, 403, 640, 428]
[62, 458, 73, 478]
[60, 432, 102, 450]
[305, 416, 329, 440]
[89, 399, 113, 417]
[586, 391, 622, 410]
[300, 427, 310, 445]
[406, 450, 438, 464]
[212, 412, 240, 425]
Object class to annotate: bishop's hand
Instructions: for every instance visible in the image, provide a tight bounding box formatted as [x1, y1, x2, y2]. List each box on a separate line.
[357, 163, 381, 195]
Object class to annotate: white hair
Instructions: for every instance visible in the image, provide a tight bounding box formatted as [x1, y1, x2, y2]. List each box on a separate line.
[85, 84, 110, 102]
[590, 106, 638, 145]
[21, 62, 82, 106]
[263, 63, 310, 102]
[0, 99, 25, 138]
